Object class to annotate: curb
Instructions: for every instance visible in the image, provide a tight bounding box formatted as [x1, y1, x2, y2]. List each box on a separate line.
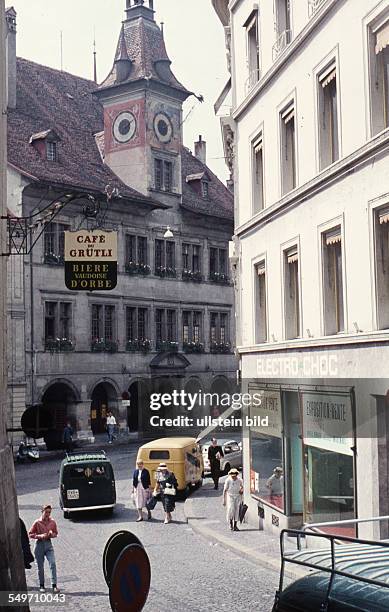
[184, 496, 308, 582]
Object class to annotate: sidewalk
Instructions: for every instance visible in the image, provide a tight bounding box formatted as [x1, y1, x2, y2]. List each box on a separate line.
[184, 478, 308, 581]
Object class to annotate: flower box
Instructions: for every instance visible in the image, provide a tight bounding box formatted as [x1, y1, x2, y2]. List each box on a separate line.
[45, 338, 74, 352]
[182, 270, 203, 282]
[44, 252, 64, 266]
[91, 339, 118, 353]
[183, 341, 205, 354]
[156, 340, 179, 352]
[209, 272, 230, 285]
[125, 262, 151, 276]
[210, 341, 232, 354]
[155, 267, 177, 278]
[126, 339, 151, 353]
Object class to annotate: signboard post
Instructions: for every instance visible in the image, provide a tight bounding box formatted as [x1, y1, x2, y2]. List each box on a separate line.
[64, 230, 117, 291]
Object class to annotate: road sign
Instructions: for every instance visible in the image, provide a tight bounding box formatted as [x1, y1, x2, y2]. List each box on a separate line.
[103, 531, 143, 587]
[64, 230, 117, 291]
[109, 543, 151, 612]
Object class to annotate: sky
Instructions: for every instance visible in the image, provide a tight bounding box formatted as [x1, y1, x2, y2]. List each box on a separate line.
[9, 0, 230, 183]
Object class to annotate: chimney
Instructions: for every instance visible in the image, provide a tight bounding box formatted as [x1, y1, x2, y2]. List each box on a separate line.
[5, 7, 16, 109]
[195, 135, 206, 165]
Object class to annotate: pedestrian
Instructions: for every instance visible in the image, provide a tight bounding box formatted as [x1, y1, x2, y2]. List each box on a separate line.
[106, 411, 117, 444]
[132, 459, 152, 522]
[20, 518, 34, 569]
[154, 463, 178, 524]
[223, 468, 243, 531]
[208, 437, 224, 489]
[266, 467, 284, 508]
[29, 504, 59, 593]
[62, 421, 74, 453]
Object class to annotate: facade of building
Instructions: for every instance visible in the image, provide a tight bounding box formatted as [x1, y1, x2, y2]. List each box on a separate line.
[214, 0, 389, 539]
[6, 0, 236, 445]
[0, 2, 27, 597]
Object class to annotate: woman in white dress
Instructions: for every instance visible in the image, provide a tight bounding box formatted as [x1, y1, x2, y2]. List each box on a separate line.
[132, 460, 152, 521]
[223, 468, 243, 531]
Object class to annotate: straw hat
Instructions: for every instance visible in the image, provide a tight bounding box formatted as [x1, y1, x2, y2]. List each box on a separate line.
[228, 468, 239, 475]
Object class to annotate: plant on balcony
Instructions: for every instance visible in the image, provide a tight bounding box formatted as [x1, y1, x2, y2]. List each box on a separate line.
[126, 338, 151, 353]
[125, 261, 151, 276]
[183, 341, 204, 354]
[210, 341, 231, 354]
[182, 270, 203, 282]
[45, 337, 74, 352]
[91, 338, 118, 353]
[155, 266, 177, 278]
[209, 271, 230, 284]
[156, 340, 179, 352]
[44, 252, 64, 265]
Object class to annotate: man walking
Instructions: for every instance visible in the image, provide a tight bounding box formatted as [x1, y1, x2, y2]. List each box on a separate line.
[29, 504, 59, 592]
[62, 421, 73, 453]
[208, 437, 224, 490]
[106, 411, 117, 444]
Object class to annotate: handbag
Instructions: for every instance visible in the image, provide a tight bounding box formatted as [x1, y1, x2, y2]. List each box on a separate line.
[146, 495, 158, 511]
[163, 483, 176, 496]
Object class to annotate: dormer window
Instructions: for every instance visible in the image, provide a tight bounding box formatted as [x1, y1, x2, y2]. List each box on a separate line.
[186, 171, 211, 199]
[46, 141, 57, 162]
[29, 129, 60, 162]
[201, 180, 209, 199]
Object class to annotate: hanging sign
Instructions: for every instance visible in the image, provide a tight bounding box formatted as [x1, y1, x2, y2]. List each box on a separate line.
[64, 230, 117, 291]
[302, 392, 354, 456]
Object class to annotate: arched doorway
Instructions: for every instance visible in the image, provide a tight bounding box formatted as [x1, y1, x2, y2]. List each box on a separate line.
[41, 382, 77, 449]
[90, 382, 118, 434]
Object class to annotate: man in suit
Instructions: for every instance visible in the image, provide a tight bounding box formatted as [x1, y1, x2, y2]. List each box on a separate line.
[208, 438, 224, 490]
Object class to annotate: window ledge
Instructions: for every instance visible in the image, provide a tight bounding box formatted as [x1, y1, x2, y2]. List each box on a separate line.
[238, 330, 389, 353]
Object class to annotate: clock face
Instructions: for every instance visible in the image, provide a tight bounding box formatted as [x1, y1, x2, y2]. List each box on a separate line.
[113, 111, 137, 144]
[153, 112, 173, 143]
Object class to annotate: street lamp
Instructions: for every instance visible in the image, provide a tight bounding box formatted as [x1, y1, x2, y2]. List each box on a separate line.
[163, 226, 174, 238]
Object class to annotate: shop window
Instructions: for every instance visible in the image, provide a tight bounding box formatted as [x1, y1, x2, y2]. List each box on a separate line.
[374, 207, 389, 329]
[43, 222, 69, 265]
[369, 18, 389, 135]
[249, 390, 284, 512]
[318, 63, 339, 169]
[284, 246, 300, 339]
[252, 134, 264, 213]
[280, 103, 296, 195]
[283, 391, 303, 514]
[322, 227, 344, 335]
[255, 261, 267, 343]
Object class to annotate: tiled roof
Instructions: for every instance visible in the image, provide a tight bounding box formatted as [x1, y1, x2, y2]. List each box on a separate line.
[181, 147, 233, 221]
[8, 58, 233, 221]
[99, 17, 190, 95]
[7, 57, 158, 204]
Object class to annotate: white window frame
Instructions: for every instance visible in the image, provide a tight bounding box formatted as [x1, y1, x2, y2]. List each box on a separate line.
[281, 237, 302, 341]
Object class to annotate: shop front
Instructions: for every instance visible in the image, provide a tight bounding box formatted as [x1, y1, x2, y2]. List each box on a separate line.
[246, 382, 356, 536]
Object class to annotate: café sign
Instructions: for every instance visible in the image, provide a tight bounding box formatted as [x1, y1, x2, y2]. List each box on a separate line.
[64, 230, 117, 291]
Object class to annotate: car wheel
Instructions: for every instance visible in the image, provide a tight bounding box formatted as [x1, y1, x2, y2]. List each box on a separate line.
[224, 463, 231, 475]
[63, 511, 70, 519]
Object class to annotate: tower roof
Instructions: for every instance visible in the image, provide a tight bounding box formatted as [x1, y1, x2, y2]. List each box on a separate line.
[98, 9, 191, 98]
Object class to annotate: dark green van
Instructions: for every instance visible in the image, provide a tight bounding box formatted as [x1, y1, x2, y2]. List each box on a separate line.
[59, 451, 116, 518]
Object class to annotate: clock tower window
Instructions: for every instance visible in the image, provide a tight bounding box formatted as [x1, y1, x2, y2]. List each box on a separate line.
[154, 158, 173, 192]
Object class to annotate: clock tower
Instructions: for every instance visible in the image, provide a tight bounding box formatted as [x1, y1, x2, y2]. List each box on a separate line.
[95, 0, 192, 200]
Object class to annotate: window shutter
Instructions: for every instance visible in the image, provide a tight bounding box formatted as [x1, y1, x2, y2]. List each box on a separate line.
[281, 104, 295, 124]
[375, 21, 389, 55]
[325, 227, 341, 245]
[256, 261, 266, 275]
[319, 63, 336, 88]
[379, 207, 389, 224]
[286, 247, 298, 264]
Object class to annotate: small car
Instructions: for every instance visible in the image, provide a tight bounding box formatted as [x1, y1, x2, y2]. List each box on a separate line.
[59, 451, 116, 518]
[201, 439, 242, 476]
[137, 437, 203, 495]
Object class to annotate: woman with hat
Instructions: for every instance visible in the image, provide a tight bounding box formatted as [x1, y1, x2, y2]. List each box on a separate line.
[223, 468, 243, 531]
[266, 466, 284, 508]
[154, 463, 178, 524]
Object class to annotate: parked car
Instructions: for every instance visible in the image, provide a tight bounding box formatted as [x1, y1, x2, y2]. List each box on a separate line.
[201, 439, 242, 476]
[59, 450, 116, 518]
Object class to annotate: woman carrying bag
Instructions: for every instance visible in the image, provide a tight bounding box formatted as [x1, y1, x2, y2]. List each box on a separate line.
[132, 460, 152, 521]
[154, 463, 178, 524]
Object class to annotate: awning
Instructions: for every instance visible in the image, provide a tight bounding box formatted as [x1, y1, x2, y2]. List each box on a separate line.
[256, 262, 266, 275]
[325, 227, 341, 245]
[253, 136, 263, 154]
[379, 208, 389, 224]
[281, 104, 295, 125]
[287, 248, 298, 264]
[375, 21, 389, 54]
[319, 63, 336, 88]
[214, 77, 231, 114]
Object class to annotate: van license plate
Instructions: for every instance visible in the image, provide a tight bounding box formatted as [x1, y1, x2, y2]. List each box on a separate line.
[67, 489, 79, 500]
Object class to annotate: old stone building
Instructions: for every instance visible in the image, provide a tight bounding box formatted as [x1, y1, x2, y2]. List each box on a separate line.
[6, 0, 235, 445]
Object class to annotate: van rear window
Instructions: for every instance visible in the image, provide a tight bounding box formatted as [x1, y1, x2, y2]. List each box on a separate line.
[149, 450, 170, 460]
[65, 464, 110, 479]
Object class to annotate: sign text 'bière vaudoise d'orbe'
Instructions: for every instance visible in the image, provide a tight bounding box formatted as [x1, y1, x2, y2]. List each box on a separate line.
[64, 230, 117, 291]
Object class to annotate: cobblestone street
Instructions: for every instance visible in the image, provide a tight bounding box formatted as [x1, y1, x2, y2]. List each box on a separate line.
[15, 445, 279, 612]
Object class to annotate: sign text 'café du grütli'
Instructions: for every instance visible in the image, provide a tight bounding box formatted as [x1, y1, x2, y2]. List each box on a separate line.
[64, 230, 117, 291]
